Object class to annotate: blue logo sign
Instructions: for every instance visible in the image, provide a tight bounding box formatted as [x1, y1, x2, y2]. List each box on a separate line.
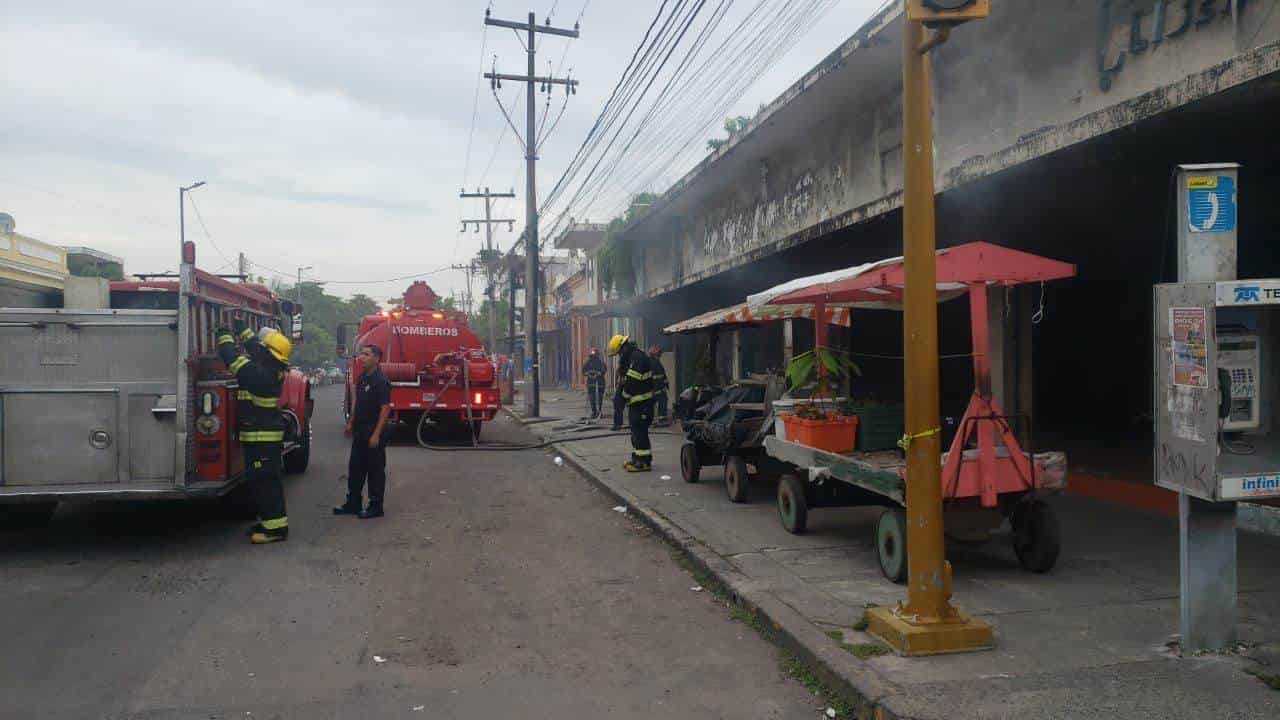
[1243, 476, 1280, 493]
[1234, 286, 1261, 303]
[1187, 175, 1236, 233]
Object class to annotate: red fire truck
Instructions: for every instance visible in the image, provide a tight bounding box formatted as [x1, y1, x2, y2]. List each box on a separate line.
[341, 281, 498, 439]
[0, 241, 312, 524]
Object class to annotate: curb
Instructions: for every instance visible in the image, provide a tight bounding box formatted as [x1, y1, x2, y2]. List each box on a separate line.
[503, 407, 907, 720]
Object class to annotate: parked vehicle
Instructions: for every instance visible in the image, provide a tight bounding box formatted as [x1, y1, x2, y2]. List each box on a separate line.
[339, 281, 498, 440]
[0, 242, 313, 525]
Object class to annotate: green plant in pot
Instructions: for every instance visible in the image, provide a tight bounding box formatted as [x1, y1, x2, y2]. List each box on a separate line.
[785, 346, 861, 419]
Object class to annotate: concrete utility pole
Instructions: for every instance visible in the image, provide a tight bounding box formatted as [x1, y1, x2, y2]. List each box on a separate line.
[484, 8, 579, 418]
[865, 0, 994, 656]
[238, 252, 248, 281]
[295, 266, 312, 341]
[460, 186, 516, 353]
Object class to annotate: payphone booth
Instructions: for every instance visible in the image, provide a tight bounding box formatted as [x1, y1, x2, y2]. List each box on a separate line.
[1155, 281, 1280, 503]
[1154, 279, 1280, 650]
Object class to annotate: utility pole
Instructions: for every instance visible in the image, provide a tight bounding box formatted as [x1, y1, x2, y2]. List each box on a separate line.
[295, 266, 312, 341]
[461, 186, 516, 354]
[484, 8, 579, 418]
[865, 0, 993, 656]
[238, 252, 248, 281]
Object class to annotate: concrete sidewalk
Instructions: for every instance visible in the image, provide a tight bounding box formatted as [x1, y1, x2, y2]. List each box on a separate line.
[511, 388, 1280, 719]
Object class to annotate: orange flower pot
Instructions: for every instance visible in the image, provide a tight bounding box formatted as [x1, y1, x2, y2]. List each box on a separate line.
[778, 413, 858, 454]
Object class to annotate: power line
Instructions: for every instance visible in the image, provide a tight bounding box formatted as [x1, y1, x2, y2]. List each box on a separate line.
[184, 193, 235, 268]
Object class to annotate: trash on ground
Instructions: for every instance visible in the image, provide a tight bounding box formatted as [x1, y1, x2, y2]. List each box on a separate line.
[612, 505, 627, 513]
[826, 708, 837, 718]
[660, 474, 672, 480]
[412, 706, 426, 712]
[439, 490, 447, 495]
[663, 492, 680, 496]
[554, 456, 564, 466]
[690, 585, 703, 592]
[373, 655, 387, 664]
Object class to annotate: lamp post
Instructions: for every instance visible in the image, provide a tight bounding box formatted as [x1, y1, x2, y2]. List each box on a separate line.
[864, 0, 994, 657]
[295, 266, 313, 341]
[179, 181, 206, 257]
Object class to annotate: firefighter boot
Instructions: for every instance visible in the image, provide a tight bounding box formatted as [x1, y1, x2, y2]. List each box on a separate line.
[623, 460, 652, 472]
[250, 526, 289, 544]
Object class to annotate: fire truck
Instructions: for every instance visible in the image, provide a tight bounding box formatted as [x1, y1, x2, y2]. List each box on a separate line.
[340, 281, 498, 439]
[0, 242, 312, 525]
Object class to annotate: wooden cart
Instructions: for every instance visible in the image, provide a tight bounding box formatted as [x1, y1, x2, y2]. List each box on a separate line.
[745, 242, 1077, 580]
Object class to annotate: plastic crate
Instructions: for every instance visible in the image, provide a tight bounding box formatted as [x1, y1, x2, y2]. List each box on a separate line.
[849, 403, 905, 451]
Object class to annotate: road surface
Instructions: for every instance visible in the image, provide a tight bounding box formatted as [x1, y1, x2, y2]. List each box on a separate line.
[0, 385, 823, 719]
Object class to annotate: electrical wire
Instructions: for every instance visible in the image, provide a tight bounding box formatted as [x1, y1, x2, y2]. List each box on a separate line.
[184, 193, 236, 268]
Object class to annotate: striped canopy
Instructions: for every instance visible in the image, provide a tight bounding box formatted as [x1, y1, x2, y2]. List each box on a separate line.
[662, 302, 851, 335]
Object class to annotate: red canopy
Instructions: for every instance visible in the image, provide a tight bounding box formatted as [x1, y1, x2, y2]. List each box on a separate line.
[765, 242, 1076, 307]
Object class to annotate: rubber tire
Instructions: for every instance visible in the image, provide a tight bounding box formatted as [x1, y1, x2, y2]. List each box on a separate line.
[0, 502, 57, 529]
[876, 508, 909, 583]
[777, 474, 809, 535]
[283, 419, 311, 474]
[680, 443, 701, 484]
[1012, 499, 1061, 573]
[724, 455, 749, 503]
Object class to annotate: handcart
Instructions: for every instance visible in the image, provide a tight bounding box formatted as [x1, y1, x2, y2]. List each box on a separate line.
[746, 242, 1076, 581]
[663, 302, 853, 502]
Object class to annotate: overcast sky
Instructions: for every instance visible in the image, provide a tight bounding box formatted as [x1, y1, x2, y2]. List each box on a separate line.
[2, 0, 884, 305]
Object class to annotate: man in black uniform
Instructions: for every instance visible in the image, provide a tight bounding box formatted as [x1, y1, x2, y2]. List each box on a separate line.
[582, 347, 607, 419]
[335, 344, 392, 519]
[608, 334, 654, 472]
[648, 344, 669, 426]
[216, 321, 291, 545]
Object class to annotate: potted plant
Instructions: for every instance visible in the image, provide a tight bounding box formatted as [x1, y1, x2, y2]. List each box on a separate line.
[778, 346, 862, 453]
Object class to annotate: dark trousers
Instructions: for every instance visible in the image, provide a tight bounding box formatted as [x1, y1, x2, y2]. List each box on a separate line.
[628, 402, 653, 466]
[613, 389, 626, 428]
[588, 382, 605, 418]
[244, 442, 287, 527]
[347, 426, 387, 510]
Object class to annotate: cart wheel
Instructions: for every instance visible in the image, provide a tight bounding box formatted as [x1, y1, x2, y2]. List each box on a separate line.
[724, 455, 749, 503]
[1012, 499, 1061, 573]
[777, 474, 808, 534]
[680, 443, 701, 484]
[876, 508, 908, 583]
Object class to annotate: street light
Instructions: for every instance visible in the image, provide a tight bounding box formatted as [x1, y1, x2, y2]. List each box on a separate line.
[294, 266, 314, 341]
[179, 181, 206, 260]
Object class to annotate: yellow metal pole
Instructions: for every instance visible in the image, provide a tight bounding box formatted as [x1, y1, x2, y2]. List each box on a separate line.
[900, 16, 948, 623]
[865, 8, 993, 656]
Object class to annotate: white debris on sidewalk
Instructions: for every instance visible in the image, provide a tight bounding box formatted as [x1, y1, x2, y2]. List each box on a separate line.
[826, 708, 837, 718]
[659, 474, 672, 480]
[612, 505, 627, 513]
[690, 585, 703, 592]
[373, 655, 387, 664]
[554, 456, 564, 466]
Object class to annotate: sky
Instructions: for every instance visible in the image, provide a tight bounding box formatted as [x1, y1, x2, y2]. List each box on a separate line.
[1, 0, 886, 305]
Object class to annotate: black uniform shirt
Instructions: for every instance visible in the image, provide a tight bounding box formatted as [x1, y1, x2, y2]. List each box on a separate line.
[354, 366, 392, 428]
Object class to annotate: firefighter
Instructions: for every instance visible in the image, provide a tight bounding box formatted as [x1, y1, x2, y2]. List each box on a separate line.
[648, 345, 669, 426]
[608, 334, 654, 472]
[216, 321, 291, 545]
[582, 347, 607, 420]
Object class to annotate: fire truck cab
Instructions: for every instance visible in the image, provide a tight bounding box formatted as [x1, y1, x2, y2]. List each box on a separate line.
[0, 242, 312, 524]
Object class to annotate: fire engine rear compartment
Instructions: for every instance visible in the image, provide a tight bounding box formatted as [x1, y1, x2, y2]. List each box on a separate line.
[0, 307, 191, 498]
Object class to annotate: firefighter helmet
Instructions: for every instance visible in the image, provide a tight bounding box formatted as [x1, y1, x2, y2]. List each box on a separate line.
[607, 334, 629, 356]
[261, 328, 292, 364]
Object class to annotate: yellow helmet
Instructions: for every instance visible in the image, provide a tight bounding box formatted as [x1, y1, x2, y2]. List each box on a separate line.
[607, 334, 629, 356]
[261, 328, 292, 364]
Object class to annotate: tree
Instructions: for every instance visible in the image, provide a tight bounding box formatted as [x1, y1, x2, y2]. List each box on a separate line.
[468, 297, 511, 349]
[707, 115, 751, 152]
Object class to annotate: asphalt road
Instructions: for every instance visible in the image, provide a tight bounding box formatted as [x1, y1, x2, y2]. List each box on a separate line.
[0, 385, 822, 719]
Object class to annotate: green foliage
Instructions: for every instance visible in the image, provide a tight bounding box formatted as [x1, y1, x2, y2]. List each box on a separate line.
[281, 282, 379, 369]
[785, 346, 861, 397]
[707, 115, 752, 152]
[468, 297, 511, 347]
[597, 192, 659, 297]
[67, 256, 124, 281]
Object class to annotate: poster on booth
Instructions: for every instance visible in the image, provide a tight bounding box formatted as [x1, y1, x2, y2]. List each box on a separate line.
[1171, 307, 1208, 388]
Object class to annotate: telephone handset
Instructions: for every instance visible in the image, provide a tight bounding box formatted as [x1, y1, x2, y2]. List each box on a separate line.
[1218, 368, 1232, 420]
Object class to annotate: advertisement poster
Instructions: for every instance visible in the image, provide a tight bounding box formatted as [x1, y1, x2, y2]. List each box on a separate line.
[1171, 307, 1208, 388]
